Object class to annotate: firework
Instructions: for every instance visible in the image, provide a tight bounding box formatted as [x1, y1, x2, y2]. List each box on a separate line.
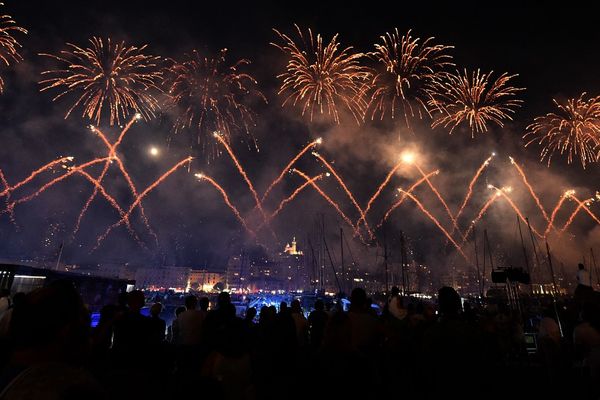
[261, 138, 321, 202]
[292, 169, 362, 240]
[430, 69, 523, 136]
[559, 194, 593, 233]
[196, 173, 255, 236]
[398, 189, 468, 261]
[73, 115, 156, 244]
[0, 168, 13, 223]
[544, 190, 573, 237]
[524, 93, 600, 168]
[509, 156, 549, 222]
[377, 170, 439, 229]
[365, 28, 453, 127]
[39, 37, 162, 125]
[568, 194, 600, 226]
[94, 157, 193, 249]
[0, 3, 27, 93]
[489, 184, 543, 238]
[312, 152, 370, 236]
[164, 48, 265, 152]
[459, 192, 501, 250]
[272, 25, 369, 123]
[452, 155, 493, 230]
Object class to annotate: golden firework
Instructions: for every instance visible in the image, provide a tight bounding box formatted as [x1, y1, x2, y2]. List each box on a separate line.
[40, 37, 163, 125]
[430, 69, 523, 136]
[163, 49, 265, 150]
[365, 28, 453, 127]
[524, 93, 600, 168]
[272, 24, 369, 123]
[0, 3, 27, 93]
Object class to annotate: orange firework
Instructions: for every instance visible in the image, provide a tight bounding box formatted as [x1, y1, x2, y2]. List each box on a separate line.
[524, 93, 600, 168]
[489, 184, 543, 238]
[452, 155, 493, 230]
[568, 194, 600, 226]
[430, 69, 523, 136]
[40, 37, 162, 125]
[377, 170, 439, 229]
[357, 159, 404, 232]
[214, 133, 269, 225]
[312, 152, 370, 236]
[94, 157, 192, 249]
[509, 157, 549, 221]
[73, 116, 156, 244]
[1, 3, 27, 93]
[414, 163, 462, 238]
[0, 168, 13, 223]
[261, 138, 321, 202]
[272, 25, 369, 123]
[559, 194, 594, 233]
[164, 49, 265, 152]
[459, 192, 500, 250]
[544, 190, 573, 237]
[365, 28, 453, 126]
[196, 173, 255, 236]
[399, 189, 469, 262]
[292, 169, 362, 239]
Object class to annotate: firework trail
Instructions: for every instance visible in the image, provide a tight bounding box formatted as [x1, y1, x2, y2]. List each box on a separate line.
[261, 138, 321, 202]
[559, 195, 594, 233]
[0, 156, 74, 197]
[356, 159, 405, 233]
[75, 168, 143, 246]
[489, 184, 543, 238]
[459, 192, 500, 250]
[0, 169, 14, 224]
[544, 190, 574, 237]
[0, 3, 27, 93]
[398, 189, 469, 262]
[164, 48, 265, 152]
[272, 24, 369, 124]
[73, 116, 156, 243]
[3, 157, 110, 217]
[377, 170, 439, 229]
[430, 69, 523, 136]
[214, 133, 269, 223]
[365, 28, 453, 128]
[509, 156, 549, 222]
[524, 93, 600, 169]
[312, 151, 370, 236]
[567, 194, 600, 226]
[292, 168, 362, 240]
[414, 163, 462, 238]
[40, 37, 163, 125]
[256, 173, 324, 234]
[94, 157, 192, 250]
[196, 173, 255, 236]
[452, 155, 493, 227]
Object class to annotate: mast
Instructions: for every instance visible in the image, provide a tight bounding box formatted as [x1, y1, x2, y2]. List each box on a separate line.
[473, 225, 482, 298]
[545, 241, 564, 337]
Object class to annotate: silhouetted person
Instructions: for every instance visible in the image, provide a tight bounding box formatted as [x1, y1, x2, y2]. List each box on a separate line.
[308, 300, 328, 349]
[112, 290, 150, 361]
[148, 302, 166, 344]
[199, 296, 210, 312]
[178, 295, 205, 346]
[167, 306, 186, 344]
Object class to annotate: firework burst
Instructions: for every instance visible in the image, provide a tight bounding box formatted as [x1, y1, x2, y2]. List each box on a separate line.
[524, 93, 600, 168]
[163, 48, 265, 151]
[39, 37, 162, 125]
[0, 3, 27, 93]
[430, 69, 523, 136]
[365, 28, 453, 127]
[272, 24, 369, 123]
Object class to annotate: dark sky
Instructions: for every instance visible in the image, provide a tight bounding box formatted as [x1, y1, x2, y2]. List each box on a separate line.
[1, 1, 599, 272]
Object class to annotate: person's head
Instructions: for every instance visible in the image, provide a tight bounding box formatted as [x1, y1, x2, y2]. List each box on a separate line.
[245, 307, 257, 321]
[175, 306, 186, 318]
[217, 291, 231, 308]
[438, 286, 461, 316]
[350, 287, 367, 311]
[279, 301, 288, 313]
[578, 263, 585, 270]
[291, 299, 302, 314]
[314, 299, 324, 311]
[185, 295, 198, 310]
[10, 280, 90, 364]
[199, 296, 209, 312]
[391, 286, 400, 297]
[150, 302, 162, 318]
[127, 290, 145, 312]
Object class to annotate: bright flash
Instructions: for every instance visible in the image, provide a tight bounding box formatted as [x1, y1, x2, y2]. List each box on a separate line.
[149, 147, 159, 157]
[401, 152, 415, 164]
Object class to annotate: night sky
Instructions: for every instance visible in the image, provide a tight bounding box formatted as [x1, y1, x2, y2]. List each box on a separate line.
[1, 1, 599, 275]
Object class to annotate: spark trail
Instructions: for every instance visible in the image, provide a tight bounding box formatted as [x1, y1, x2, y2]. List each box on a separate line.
[509, 156, 549, 222]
